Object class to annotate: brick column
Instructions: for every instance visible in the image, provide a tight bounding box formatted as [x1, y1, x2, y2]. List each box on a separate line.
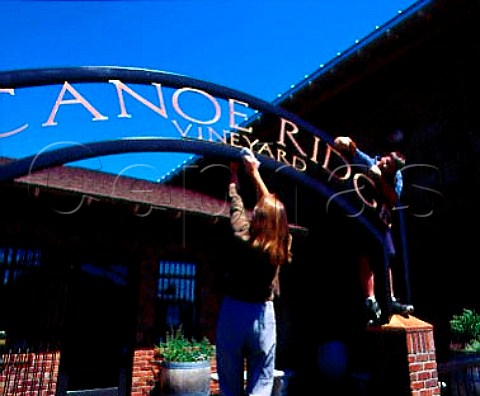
[368, 315, 441, 396]
[131, 348, 157, 396]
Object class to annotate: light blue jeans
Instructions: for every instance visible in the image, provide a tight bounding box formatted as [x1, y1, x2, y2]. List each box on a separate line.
[216, 296, 276, 396]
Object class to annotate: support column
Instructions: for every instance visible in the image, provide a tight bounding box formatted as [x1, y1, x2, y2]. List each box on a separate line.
[368, 315, 441, 396]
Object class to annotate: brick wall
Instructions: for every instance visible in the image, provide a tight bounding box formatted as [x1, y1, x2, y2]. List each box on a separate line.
[0, 350, 60, 396]
[0, 320, 440, 396]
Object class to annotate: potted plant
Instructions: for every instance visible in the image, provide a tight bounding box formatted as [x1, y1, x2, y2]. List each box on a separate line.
[449, 308, 480, 353]
[154, 326, 215, 396]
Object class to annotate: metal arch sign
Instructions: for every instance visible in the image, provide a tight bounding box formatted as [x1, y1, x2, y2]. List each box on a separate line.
[0, 66, 386, 244]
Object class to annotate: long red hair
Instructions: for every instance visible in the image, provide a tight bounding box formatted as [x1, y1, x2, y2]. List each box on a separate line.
[250, 194, 292, 266]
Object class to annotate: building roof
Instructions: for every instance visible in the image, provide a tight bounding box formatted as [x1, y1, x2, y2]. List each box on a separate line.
[275, 0, 479, 147]
[165, 0, 479, 190]
[1, 157, 309, 235]
[1, 157, 229, 220]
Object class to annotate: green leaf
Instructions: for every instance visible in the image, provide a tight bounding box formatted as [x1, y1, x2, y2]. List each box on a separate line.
[154, 325, 214, 363]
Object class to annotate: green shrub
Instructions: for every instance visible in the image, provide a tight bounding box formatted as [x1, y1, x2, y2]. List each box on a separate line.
[155, 326, 214, 363]
[449, 308, 480, 352]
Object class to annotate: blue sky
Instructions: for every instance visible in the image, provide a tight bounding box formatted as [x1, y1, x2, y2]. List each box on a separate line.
[1, 0, 418, 181]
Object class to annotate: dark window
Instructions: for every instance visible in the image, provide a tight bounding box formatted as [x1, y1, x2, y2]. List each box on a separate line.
[156, 261, 197, 339]
[0, 246, 49, 347]
[0, 247, 41, 286]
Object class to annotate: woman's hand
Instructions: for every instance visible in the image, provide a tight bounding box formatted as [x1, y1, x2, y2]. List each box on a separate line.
[240, 148, 269, 198]
[243, 155, 259, 176]
[241, 147, 260, 175]
[334, 136, 357, 156]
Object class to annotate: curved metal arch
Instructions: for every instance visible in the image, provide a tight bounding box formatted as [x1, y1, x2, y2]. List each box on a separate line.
[0, 66, 370, 225]
[0, 66, 389, 243]
[0, 137, 385, 245]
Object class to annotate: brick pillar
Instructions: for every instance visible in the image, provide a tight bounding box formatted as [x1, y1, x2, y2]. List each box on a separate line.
[131, 348, 158, 396]
[368, 315, 441, 396]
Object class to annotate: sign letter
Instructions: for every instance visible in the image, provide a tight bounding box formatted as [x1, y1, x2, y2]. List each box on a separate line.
[42, 82, 108, 127]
